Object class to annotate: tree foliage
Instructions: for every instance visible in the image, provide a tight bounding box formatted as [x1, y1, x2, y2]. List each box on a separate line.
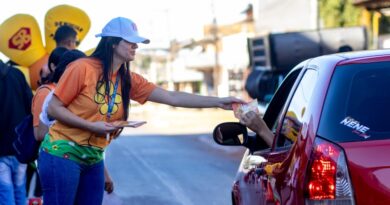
[319, 0, 363, 28]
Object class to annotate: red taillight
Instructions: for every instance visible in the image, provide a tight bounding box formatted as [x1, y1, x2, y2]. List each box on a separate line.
[307, 142, 340, 199]
[305, 138, 355, 205]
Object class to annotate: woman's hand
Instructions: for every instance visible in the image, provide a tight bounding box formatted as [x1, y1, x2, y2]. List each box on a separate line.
[217, 97, 245, 110]
[88, 121, 119, 135]
[35, 120, 49, 141]
[104, 167, 114, 194]
[104, 177, 114, 194]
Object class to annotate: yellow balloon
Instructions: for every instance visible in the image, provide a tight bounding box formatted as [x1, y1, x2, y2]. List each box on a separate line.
[84, 47, 95, 56]
[45, 4, 91, 54]
[16, 65, 31, 87]
[0, 14, 47, 67]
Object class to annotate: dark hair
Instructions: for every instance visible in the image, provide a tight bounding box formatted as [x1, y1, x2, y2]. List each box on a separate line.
[51, 49, 86, 83]
[54, 25, 77, 45]
[48, 47, 68, 72]
[39, 47, 68, 85]
[90, 37, 131, 120]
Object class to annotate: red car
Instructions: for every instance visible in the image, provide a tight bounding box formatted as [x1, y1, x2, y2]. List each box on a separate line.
[214, 50, 390, 205]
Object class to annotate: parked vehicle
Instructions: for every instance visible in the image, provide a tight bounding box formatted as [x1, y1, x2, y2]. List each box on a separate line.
[214, 50, 390, 205]
[245, 26, 368, 106]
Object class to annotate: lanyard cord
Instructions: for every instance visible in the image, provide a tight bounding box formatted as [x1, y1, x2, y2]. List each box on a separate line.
[106, 75, 120, 120]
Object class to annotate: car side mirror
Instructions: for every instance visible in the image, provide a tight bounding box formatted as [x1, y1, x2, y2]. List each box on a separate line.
[213, 122, 248, 146]
[213, 122, 270, 153]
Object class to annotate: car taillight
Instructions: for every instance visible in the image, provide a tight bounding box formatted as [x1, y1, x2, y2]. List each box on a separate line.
[305, 137, 355, 205]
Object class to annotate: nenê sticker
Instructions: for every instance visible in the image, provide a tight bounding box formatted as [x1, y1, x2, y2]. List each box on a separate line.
[340, 116, 370, 139]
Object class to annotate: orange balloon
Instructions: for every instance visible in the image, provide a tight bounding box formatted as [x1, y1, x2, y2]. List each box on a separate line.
[29, 54, 48, 90]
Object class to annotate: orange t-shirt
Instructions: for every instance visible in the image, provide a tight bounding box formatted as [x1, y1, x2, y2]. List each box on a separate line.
[49, 58, 156, 148]
[31, 83, 56, 127]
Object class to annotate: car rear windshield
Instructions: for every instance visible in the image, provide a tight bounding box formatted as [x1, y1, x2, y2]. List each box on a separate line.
[318, 61, 390, 142]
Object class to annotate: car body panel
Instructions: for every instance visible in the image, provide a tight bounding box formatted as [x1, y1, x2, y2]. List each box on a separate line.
[340, 139, 390, 204]
[233, 149, 267, 205]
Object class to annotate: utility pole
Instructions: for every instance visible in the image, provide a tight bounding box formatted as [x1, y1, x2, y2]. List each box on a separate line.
[164, 8, 175, 91]
[211, 0, 220, 96]
[316, 0, 320, 30]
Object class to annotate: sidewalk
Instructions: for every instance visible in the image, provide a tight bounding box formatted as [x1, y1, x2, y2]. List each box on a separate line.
[121, 102, 237, 136]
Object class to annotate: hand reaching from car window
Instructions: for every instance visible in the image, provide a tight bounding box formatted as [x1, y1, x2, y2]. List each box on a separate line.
[239, 111, 274, 147]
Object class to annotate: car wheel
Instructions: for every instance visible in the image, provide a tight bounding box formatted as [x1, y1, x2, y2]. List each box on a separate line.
[231, 192, 236, 205]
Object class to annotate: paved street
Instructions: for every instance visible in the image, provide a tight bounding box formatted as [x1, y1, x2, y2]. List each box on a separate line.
[104, 103, 245, 205]
[121, 102, 238, 135]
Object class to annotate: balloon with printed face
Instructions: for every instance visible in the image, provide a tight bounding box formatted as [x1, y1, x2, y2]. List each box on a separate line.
[45, 4, 91, 54]
[0, 14, 48, 90]
[0, 14, 47, 67]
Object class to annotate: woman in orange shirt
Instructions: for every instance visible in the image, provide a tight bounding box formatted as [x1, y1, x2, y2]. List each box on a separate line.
[32, 47, 68, 140]
[38, 17, 243, 205]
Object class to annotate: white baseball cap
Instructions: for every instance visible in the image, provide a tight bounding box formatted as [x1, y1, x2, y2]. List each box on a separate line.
[95, 17, 150, 44]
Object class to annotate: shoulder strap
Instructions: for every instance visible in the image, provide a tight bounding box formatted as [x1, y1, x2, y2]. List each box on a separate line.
[37, 84, 54, 92]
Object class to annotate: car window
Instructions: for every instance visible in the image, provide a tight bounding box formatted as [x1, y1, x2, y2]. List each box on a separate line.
[276, 69, 318, 147]
[318, 61, 390, 142]
[263, 68, 302, 131]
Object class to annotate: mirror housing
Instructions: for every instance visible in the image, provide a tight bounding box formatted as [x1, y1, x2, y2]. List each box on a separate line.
[213, 122, 247, 146]
[212, 122, 269, 153]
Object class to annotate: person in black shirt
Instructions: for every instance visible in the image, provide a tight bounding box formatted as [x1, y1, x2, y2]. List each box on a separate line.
[0, 60, 33, 205]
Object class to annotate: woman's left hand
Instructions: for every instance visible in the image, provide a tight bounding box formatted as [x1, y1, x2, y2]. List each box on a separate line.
[217, 97, 245, 110]
[104, 171, 114, 194]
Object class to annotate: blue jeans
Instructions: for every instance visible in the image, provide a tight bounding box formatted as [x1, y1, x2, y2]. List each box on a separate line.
[0, 156, 27, 205]
[38, 151, 104, 205]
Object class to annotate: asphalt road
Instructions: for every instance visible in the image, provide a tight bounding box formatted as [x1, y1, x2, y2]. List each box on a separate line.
[104, 133, 245, 205]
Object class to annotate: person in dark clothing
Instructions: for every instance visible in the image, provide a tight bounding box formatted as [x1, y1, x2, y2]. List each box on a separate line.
[0, 60, 33, 205]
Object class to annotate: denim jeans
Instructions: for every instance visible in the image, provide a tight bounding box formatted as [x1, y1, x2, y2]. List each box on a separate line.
[0, 156, 27, 205]
[38, 151, 104, 205]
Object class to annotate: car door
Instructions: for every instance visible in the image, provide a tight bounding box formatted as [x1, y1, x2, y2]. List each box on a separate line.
[236, 66, 304, 205]
[260, 68, 319, 205]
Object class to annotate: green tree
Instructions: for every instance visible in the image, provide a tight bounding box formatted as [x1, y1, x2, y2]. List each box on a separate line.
[319, 0, 363, 28]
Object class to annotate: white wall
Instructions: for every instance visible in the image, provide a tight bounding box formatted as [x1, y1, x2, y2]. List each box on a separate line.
[252, 0, 318, 34]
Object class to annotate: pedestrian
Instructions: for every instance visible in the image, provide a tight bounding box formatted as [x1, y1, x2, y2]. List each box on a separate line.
[33, 47, 68, 141]
[38, 25, 77, 86]
[38, 16, 243, 205]
[38, 49, 115, 198]
[54, 25, 78, 50]
[0, 60, 33, 205]
[34, 24, 78, 136]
